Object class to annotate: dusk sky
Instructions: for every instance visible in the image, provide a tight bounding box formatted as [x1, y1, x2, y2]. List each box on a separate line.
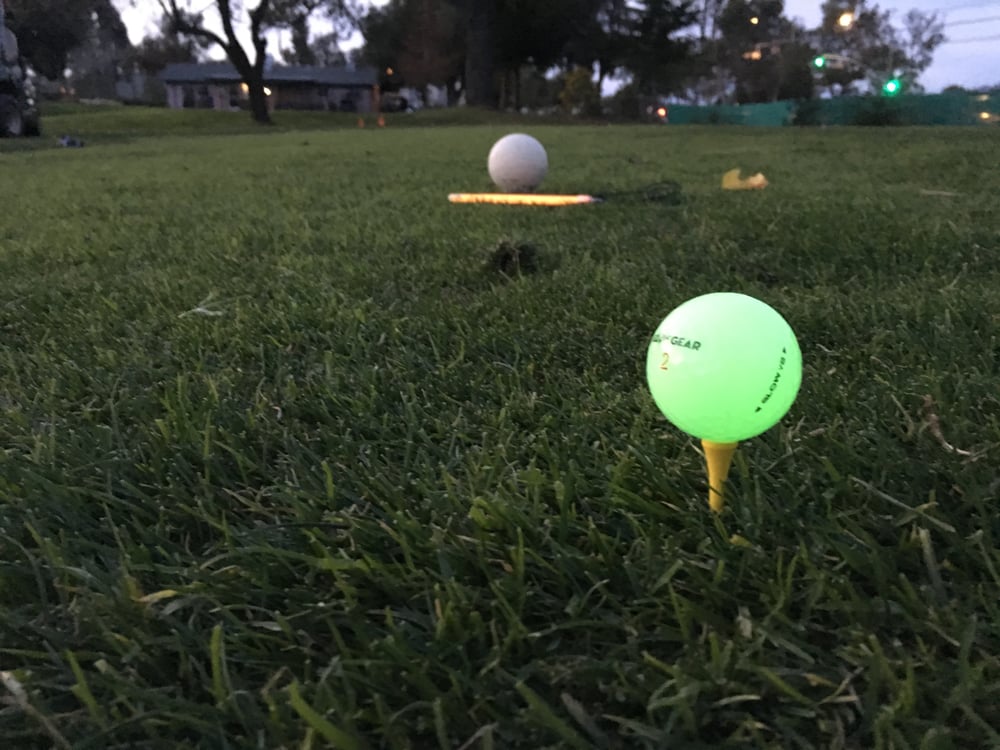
[115, 0, 1000, 93]
[783, 0, 1000, 91]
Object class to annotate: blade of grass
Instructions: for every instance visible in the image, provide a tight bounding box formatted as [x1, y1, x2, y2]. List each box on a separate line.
[287, 681, 367, 750]
[515, 681, 592, 750]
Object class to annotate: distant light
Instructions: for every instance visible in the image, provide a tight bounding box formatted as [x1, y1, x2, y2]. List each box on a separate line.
[264, 87, 272, 96]
[656, 106, 667, 118]
[883, 78, 900, 96]
[813, 55, 826, 68]
[837, 12, 854, 29]
[240, 82, 248, 94]
[386, 67, 394, 75]
[750, 16, 759, 24]
[980, 111, 991, 120]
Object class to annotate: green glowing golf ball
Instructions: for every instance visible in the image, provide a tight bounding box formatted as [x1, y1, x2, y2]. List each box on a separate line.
[645, 292, 802, 443]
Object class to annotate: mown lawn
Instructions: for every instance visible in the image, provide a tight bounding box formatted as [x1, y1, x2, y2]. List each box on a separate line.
[1, 102, 561, 152]
[1, 110, 999, 749]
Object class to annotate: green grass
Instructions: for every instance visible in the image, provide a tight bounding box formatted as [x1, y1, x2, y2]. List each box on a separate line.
[1, 110, 1000, 749]
[2, 103, 576, 152]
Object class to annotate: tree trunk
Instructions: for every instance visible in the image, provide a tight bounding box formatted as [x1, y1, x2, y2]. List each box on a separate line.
[464, 0, 495, 107]
[502, 68, 515, 109]
[237, 57, 271, 124]
[248, 79, 271, 123]
[290, 15, 315, 66]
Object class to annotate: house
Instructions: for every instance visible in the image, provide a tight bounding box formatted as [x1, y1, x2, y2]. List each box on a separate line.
[160, 62, 379, 113]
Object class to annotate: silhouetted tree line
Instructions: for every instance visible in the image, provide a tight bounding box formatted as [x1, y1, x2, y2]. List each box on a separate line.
[5, 0, 945, 123]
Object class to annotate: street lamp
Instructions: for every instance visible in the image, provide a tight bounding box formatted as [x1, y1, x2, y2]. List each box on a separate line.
[837, 11, 854, 29]
[750, 16, 759, 25]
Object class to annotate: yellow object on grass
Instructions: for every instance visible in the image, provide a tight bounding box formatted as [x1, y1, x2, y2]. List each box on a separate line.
[722, 169, 769, 190]
[448, 193, 601, 206]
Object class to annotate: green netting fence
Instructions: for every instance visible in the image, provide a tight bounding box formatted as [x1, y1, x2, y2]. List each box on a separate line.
[664, 91, 1000, 127]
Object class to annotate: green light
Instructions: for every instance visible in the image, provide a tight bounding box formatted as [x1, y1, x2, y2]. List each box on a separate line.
[813, 55, 826, 68]
[883, 78, 901, 96]
[645, 293, 802, 443]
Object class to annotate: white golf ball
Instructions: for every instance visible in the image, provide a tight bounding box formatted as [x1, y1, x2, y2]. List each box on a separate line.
[487, 133, 548, 192]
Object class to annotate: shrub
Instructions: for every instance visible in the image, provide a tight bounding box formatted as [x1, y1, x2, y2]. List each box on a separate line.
[853, 98, 903, 126]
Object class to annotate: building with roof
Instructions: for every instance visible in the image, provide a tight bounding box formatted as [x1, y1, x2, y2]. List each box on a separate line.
[160, 62, 379, 113]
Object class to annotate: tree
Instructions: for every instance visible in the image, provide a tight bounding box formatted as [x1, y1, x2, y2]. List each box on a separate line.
[357, 0, 633, 110]
[558, 66, 601, 115]
[397, 0, 464, 100]
[716, 0, 812, 103]
[66, 0, 133, 99]
[774, 40, 815, 101]
[5, 0, 94, 79]
[561, 0, 626, 86]
[307, 32, 347, 67]
[128, 14, 207, 76]
[357, 0, 407, 74]
[898, 8, 945, 93]
[464, 0, 496, 106]
[358, 0, 697, 110]
[159, 0, 352, 123]
[812, 0, 944, 96]
[622, 0, 698, 96]
[677, 0, 726, 103]
[358, 0, 463, 101]
[595, 0, 632, 85]
[6, 0, 133, 84]
[280, 4, 320, 65]
[356, 0, 408, 96]
[693, 0, 725, 41]
[494, 0, 592, 107]
[564, 0, 695, 99]
[271, 0, 354, 66]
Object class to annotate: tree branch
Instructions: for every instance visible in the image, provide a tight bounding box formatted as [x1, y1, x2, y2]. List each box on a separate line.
[215, 0, 241, 52]
[158, 0, 230, 53]
[248, 0, 273, 67]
